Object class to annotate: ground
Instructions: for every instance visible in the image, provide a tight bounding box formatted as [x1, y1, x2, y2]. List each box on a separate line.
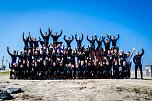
[0, 75, 152, 101]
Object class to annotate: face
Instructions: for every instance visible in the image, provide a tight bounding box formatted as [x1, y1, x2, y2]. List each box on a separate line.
[14, 51, 16, 55]
[112, 36, 115, 40]
[123, 61, 126, 66]
[97, 38, 100, 41]
[68, 37, 70, 40]
[54, 32, 57, 35]
[90, 36, 93, 40]
[106, 39, 108, 43]
[136, 51, 139, 55]
[45, 32, 47, 36]
[78, 37, 80, 40]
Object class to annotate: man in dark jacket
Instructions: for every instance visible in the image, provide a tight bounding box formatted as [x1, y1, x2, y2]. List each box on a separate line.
[22, 32, 29, 49]
[7, 47, 18, 65]
[40, 28, 52, 46]
[75, 32, 83, 49]
[133, 48, 144, 79]
[64, 34, 74, 48]
[50, 29, 63, 44]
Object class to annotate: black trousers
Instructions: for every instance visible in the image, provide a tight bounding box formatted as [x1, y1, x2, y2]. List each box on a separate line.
[135, 64, 143, 79]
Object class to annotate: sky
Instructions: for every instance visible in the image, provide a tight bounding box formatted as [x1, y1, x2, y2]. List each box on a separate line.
[0, 0, 152, 69]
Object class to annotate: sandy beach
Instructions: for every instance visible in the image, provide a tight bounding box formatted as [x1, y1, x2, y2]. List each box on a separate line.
[0, 74, 152, 101]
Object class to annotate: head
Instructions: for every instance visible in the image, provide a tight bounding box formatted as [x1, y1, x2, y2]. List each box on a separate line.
[106, 61, 109, 65]
[136, 51, 139, 55]
[78, 36, 80, 40]
[123, 61, 126, 66]
[106, 39, 109, 43]
[67, 37, 70, 40]
[90, 36, 93, 40]
[112, 36, 115, 40]
[97, 38, 100, 41]
[126, 51, 130, 56]
[13, 50, 17, 55]
[54, 32, 57, 35]
[81, 61, 85, 65]
[45, 32, 47, 36]
[120, 50, 124, 54]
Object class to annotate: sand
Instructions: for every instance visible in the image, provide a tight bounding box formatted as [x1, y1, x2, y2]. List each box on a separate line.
[0, 75, 152, 101]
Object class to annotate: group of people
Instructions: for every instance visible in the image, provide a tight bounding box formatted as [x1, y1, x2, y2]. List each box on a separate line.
[8, 28, 144, 80]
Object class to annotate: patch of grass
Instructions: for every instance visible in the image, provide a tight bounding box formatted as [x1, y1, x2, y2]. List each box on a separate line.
[0, 71, 10, 76]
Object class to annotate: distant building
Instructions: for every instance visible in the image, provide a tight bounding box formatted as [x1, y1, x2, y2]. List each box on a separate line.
[145, 65, 152, 79]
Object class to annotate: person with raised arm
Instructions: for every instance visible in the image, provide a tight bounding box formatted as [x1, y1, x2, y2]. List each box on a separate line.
[64, 34, 74, 48]
[102, 34, 111, 53]
[7, 46, 18, 65]
[133, 48, 144, 79]
[50, 29, 63, 44]
[22, 32, 29, 49]
[86, 34, 96, 50]
[107, 33, 120, 47]
[75, 32, 83, 49]
[126, 48, 135, 78]
[40, 28, 52, 46]
[95, 34, 105, 49]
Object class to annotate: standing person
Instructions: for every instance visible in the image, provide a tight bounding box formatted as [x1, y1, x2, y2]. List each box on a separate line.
[22, 32, 29, 49]
[40, 28, 52, 46]
[50, 29, 63, 44]
[95, 34, 105, 49]
[87, 34, 96, 62]
[64, 34, 74, 48]
[33, 38, 40, 49]
[133, 48, 144, 79]
[119, 50, 127, 67]
[28, 32, 34, 49]
[107, 33, 120, 48]
[75, 32, 83, 50]
[126, 48, 135, 78]
[103, 34, 111, 53]
[7, 47, 18, 65]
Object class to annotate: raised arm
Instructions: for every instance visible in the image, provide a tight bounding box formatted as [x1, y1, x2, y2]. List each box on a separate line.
[130, 48, 135, 58]
[140, 48, 144, 56]
[59, 29, 63, 37]
[22, 32, 25, 41]
[87, 35, 91, 42]
[48, 28, 52, 36]
[75, 33, 78, 41]
[7, 47, 13, 56]
[102, 35, 106, 43]
[116, 33, 120, 40]
[64, 35, 67, 41]
[81, 33, 84, 41]
[71, 35, 74, 41]
[95, 34, 97, 41]
[40, 28, 45, 38]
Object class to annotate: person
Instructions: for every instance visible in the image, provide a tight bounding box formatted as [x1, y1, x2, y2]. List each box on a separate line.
[40, 28, 52, 46]
[126, 48, 135, 78]
[50, 29, 63, 44]
[121, 61, 128, 79]
[119, 50, 127, 67]
[28, 32, 34, 49]
[7, 47, 18, 65]
[133, 48, 144, 79]
[95, 34, 105, 49]
[75, 32, 83, 50]
[22, 32, 29, 49]
[107, 33, 120, 47]
[33, 38, 40, 49]
[87, 34, 95, 50]
[103, 34, 110, 53]
[64, 34, 74, 48]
